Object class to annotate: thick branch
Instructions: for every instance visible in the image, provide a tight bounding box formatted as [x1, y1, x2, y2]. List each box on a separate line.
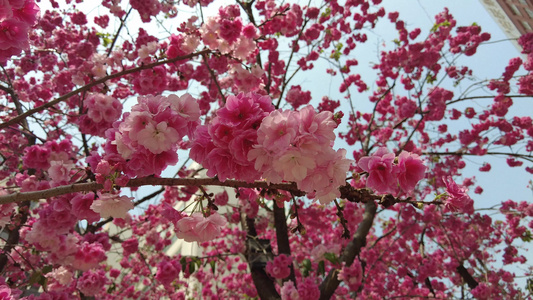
[0, 177, 304, 205]
[319, 200, 377, 300]
[456, 264, 479, 289]
[0, 201, 30, 273]
[246, 217, 280, 300]
[273, 202, 297, 284]
[0, 50, 210, 130]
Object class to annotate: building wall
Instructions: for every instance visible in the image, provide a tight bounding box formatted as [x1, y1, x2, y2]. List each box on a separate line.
[480, 0, 532, 49]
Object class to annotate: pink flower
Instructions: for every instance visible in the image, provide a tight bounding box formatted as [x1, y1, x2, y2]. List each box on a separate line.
[218, 18, 242, 44]
[273, 148, 316, 182]
[90, 193, 134, 219]
[48, 160, 74, 185]
[137, 121, 180, 154]
[214, 191, 229, 206]
[358, 147, 398, 194]
[194, 212, 228, 242]
[71, 242, 107, 271]
[280, 281, 300, 300]
[156, 259, 181, 286]
[76, 270, 107, 297]
[0, 18, 29, 51]
[45, 266, 73, 286]
[443, 176, 474, 214]
[396, 151, 426, 194]
[175, 213, 204, 242]
[168, 93, 200, 121]
[71, 192, 100, 223]
[176, 212, 227, 243]
[286, 85, 311, 109]
[257, 110, 299, 153]
[266, 254, 292, 279]
[122, 238, 139, 256]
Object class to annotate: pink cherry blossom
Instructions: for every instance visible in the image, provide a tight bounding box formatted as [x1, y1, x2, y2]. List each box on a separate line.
[176, 212, 227, 243]
[443, 176, 474, 214]
[90, 193, 134, 219]
[266, 254, 292, 279]
[358, 147, 398, 194]
[396, 151, 426, 194]
[137, 121, 180, 154]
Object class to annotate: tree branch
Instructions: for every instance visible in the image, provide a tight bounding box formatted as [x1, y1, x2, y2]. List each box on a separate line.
[0, 50, 211, 130]
[245, 217, 280, 300]
[319, 200, 377, 299]
[273, 201, 297, 284]
[424, 151, 533, 163]
[202, 53, 226, 103]
[0, 177, 304, 205]
[456, 264, 478, 289]
[0, 201, 30, 273]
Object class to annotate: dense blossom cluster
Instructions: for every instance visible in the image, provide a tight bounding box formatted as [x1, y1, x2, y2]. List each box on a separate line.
[358, 147, 426, 196]
[76, 93, 123, 137]
[0, 0, 39, 63]
[175, 212, 227, 243]
[104, 93, 200, 177]
[250, 106, 351, 203]
[191, 92, 274, 182]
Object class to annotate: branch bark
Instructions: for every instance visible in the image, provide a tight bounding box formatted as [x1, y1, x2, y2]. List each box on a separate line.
[0, 201, 30, 273]
[319, 200, 377, 300]
[456, 264, 479, 289]
[273, 202, 297, 284]
[245, 217, 280, 300]
[0, 177, 304, 205]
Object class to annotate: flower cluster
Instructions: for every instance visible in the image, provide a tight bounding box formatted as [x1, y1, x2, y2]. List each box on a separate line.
[191, 92, 274, 182]
[77, 93, 123, 137]
[132, 66, 168, 95]
[358, 147, 426, 195]
[90, 193, 134, 219]
[442, 176, 474, 214]
[0, 0, 40, 63]
[155, 258, 182, 286]
[249, 105, 351, 204]
[200, 6, 257, 61]
[104, 93, 200, 177]
[175, 212, 227, 243]
[266, 254, 292, 279]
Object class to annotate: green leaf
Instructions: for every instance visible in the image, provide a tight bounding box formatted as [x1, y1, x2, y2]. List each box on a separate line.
[29, 271, 44, 286]
[189, 260, 196, 274]
[426, 74, 437, 84]
[321, 7, 331, 19]
[330, 49, 341, 61]
[430, 21, 451, 33]
[433, 192, 449, 201]
[317, 260, 325, 275]
[521, 229, 532, 242]
[107, 282, 117, 293]
[324, 252, 339, 265]
[41, 265, 53, 274]
[302, 259, 312, 277]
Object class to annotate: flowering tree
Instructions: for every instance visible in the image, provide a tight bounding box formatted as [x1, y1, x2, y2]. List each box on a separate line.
[0, 0, 532, 298]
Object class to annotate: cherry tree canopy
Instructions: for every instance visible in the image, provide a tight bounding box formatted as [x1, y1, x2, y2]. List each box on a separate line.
[0, 0, 532, 299]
